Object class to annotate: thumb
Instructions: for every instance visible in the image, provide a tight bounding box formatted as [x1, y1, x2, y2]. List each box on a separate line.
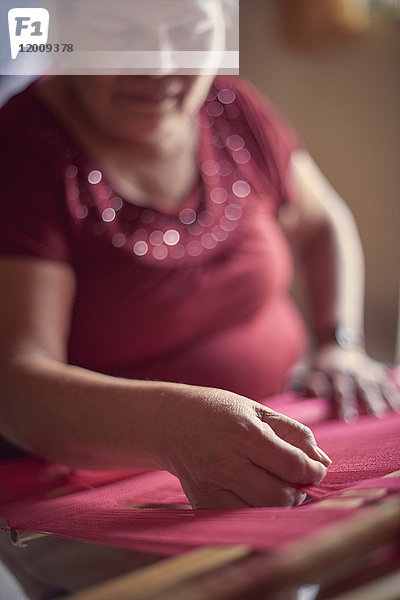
[258, 409, 331, 467]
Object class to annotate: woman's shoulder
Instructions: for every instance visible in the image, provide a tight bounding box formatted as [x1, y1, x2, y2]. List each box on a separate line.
[209, 76, 301, 209]
[0, 80, 65, 158]
[0, 83, 74, 264]
[214, 76, 299, 136]
[0, 80, 68, 213]
[1, 81, 38, 138]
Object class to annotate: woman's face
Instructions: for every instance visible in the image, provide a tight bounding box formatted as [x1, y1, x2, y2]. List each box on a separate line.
[68, 74, 214, 142]
[64, 0, 227, 142]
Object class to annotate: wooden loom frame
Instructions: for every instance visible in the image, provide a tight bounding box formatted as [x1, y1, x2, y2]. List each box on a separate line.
[9, 488, 400, 600]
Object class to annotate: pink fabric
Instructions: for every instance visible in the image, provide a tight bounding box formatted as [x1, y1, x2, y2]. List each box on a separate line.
[1, 80, 398, 556]
[0, 76, 306, 402]
[1, 396, 399, 555]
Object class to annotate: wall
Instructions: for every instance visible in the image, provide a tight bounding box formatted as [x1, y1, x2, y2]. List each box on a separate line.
[240, 0, 400, 361]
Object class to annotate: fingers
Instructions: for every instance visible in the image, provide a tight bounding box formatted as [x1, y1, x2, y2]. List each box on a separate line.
[181, 461, 307, 509]
[304, 370, 331, 399]
[304, 366, 400, 421]
[257, 409, 331, 467]
[178, 407, 328, 508]
[330, 372, 358, 421]
[248, 420, 328, 486]
[227, 461, 307, 507]
[333, 371, 400, 418]
[356, 378, 387, 416]
[180, 480, 251, 509]
[381, 380, 400, 412]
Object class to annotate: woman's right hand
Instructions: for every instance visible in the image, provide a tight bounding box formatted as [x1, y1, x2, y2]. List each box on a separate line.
[159, 387, 331, 509]
[0, 258, 330, 495]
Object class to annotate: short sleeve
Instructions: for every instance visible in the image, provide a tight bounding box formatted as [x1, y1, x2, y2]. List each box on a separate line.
[0, 129, 73, 264]
[227, 77, 303, 209]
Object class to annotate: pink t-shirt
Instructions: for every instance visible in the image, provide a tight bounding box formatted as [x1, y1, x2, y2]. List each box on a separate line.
[0, 76, 306, 400]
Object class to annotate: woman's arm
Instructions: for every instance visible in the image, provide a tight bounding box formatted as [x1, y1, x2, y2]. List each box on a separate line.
[282, 149, 365, 340]
[0, 256, 329, 508]
[0, 256, 165, 471]
[281, 150, 400, 418]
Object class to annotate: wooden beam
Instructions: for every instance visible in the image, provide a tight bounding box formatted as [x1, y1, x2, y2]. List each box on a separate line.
[153, 496, 400, 600]
[65, 545, 251, 600]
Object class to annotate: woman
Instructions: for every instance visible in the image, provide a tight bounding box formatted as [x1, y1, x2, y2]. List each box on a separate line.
[0, 1, 398, 597]
[0, 70, 334, 505]
[1, 18, 399, 509]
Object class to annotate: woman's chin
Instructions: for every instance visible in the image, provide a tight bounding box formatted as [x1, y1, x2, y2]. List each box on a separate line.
[111, 111, 182, 142]
[118, 92, 181, 108]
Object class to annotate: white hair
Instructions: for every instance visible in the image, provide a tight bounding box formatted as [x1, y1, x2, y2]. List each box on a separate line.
[220, 0, 238, 25]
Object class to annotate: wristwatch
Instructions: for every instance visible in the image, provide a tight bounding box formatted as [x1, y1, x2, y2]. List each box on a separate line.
[314, 324, 365, 350]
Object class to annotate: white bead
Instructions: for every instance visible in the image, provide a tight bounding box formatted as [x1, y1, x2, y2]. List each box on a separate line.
[217, 89, 236, 104]
[232, 180, 251, 198]
[164, 230, 180, 246]
[102, 208, 116, 222]
[133, 241, 148, 256]
[88, 170, 102, 184]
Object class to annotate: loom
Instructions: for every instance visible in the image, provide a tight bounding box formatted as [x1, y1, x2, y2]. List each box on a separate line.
[1, 392, 400, 599]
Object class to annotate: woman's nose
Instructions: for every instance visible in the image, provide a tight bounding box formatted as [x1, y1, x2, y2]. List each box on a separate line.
[149, 25, 179, 75]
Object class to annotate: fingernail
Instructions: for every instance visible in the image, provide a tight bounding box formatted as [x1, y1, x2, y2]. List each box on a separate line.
[316, 447, 332, 466]
[373, 409, 385, 420]
[340, 407, 358, 423]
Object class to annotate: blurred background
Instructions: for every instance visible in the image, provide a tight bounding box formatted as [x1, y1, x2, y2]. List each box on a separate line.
[0, 0, 399, 364]
[240, 0, 400, 364]
[0, 1, 399, 598]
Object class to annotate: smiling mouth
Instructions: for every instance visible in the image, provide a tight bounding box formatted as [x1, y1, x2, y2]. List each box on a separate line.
[119, 91, 182, 105]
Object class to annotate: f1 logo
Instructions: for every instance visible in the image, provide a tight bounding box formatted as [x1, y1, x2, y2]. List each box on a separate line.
[8, 8, 50, 59]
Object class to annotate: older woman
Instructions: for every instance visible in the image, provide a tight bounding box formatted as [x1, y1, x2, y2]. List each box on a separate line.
[1, 20, 400, 506]
[0, 0, 398, 597]
[1, 68, 333, 502]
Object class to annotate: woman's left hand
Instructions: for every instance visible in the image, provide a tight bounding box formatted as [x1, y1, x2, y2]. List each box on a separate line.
[301, 345, 400, 421]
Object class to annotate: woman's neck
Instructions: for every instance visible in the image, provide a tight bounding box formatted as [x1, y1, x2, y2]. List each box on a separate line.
[35, 77, 200, 210]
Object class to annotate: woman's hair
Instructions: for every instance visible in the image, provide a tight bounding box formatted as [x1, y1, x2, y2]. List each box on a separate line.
[55, 0, 238, 19]
[221, 0, 238, 26]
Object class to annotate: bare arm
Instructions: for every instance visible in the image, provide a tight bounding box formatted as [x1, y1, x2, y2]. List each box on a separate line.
[0, 256, 174, 471]
[281, 150, 399, 418]
[0, 256, 329, 507]
[280, 149, 365, 340]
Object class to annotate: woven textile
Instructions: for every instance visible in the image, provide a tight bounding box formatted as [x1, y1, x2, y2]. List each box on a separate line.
[1, 394, 399, 555]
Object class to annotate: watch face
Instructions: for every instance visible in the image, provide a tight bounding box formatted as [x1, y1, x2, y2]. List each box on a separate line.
[336, 324, 364, 349]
